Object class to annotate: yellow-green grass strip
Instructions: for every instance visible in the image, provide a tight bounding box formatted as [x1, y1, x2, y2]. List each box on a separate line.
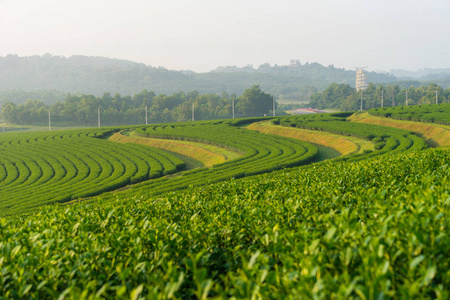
[109, 131, 243, 167]
[349, 112, 450, 148]
[247, 121, 373, 155]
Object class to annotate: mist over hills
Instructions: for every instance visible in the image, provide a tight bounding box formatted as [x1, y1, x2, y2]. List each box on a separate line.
[390, 68, 450, 79]
[0, 54, 399, 104]
[1, 54, 449, 105]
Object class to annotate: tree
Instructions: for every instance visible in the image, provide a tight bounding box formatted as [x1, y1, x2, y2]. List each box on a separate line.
[340, 93, 360, 111]
[238, 85, 273, 117]
[2, 102, 19, 124]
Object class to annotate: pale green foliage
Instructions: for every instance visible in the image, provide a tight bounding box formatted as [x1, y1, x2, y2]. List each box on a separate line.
[0, 148, 449, 298]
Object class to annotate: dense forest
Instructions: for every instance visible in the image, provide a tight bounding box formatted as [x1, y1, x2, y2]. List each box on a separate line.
[0, 54, 397, 103]
[309, 82, 450, 111]
[1, 85, 277, 126]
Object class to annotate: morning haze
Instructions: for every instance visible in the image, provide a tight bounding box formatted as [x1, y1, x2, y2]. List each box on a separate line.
[0, 0, 449, 73]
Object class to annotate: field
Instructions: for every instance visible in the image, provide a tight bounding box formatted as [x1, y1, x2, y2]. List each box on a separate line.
[0, 107, 449, 299]
[109, 131, 242, 168]
[349, 112, 450, 148]
[368, 103, 450, 125]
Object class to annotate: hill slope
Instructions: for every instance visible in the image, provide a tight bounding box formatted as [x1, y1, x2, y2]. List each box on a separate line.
[0, 54, 397, 102]
[1, 147, 448, 298]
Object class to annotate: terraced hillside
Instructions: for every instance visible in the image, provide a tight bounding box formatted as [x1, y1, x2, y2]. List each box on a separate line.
[0, 128, 186, 216]
[369, 103, 450, 125]
[0, 119, 320, 216]
[270, 113, 426, 161]
[109, 131, 243, 168]
[0, 109, 448, 298]
[349, 111, 450, 147]
[0, 114, 429, 215]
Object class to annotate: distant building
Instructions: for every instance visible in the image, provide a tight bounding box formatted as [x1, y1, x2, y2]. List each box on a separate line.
[290, 60, 300, 67]
[355, 68, 367, 92]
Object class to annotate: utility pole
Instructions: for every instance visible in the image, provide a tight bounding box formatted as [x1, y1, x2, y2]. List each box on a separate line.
[273, 96, 275, 117]
[436, 90, 438, 104]
[192, 103, 195, 121]
[392, 95, 395, 107]
[406, 91, 408, 106]
[145, 106, 148, 125]
[381, 90, 384, 108]
[232, 98, 235, 119]
[48, 110, 51, 131]
[98, 106, 101, 128]
[360, 91, 363, 111]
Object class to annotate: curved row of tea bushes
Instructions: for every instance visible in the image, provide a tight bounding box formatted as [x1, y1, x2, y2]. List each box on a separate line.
[0, 130, 185, 216]
[1, 115, 428, 216]
[272, 114, 426, 162]
[369, 103, 450, 125]
[94, 116, 428, 205]
[271, 112, 353, 126]
[0, 147, 448, 298]
[0, 119, 320, 216]
[113, 120, 320, 197]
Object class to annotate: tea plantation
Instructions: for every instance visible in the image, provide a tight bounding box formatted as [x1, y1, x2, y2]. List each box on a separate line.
[0, 128, 186, 216]
[0, 110, 449, 299]
[369, 103, 450, 125]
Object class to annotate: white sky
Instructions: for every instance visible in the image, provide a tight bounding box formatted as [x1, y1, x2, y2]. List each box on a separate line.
[0, 0, 449, 72]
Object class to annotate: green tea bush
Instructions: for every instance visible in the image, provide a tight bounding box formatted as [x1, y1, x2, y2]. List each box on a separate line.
[0, 129, 186, 216]
[0, 148, 448, 298]
[369, 103, 450, 125]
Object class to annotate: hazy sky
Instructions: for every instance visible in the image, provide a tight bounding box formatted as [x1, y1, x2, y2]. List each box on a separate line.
[0, 0, 449, 72]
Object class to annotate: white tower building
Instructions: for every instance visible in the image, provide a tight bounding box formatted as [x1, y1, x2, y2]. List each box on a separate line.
[355, 68, 368, 92]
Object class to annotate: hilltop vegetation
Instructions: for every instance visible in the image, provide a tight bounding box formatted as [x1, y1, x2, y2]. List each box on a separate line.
[0, 54, 396, 103]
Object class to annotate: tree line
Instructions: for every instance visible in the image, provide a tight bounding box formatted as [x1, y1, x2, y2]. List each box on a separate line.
[1, 86, 275, 127]
[309, 82, 450, 111]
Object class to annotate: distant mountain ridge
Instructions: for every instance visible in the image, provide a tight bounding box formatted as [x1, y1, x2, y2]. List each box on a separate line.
[0, 54, 407, 103]
[390, 68, 450, 79]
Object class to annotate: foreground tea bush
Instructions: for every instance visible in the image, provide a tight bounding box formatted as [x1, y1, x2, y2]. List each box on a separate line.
[1, 148, 448, 299]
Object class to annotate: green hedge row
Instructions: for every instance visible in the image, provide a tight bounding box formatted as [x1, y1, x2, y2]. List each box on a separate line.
[90, 119, 320, 204]
[0, 129, 186, 216]
[369, 103, 450, 125]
